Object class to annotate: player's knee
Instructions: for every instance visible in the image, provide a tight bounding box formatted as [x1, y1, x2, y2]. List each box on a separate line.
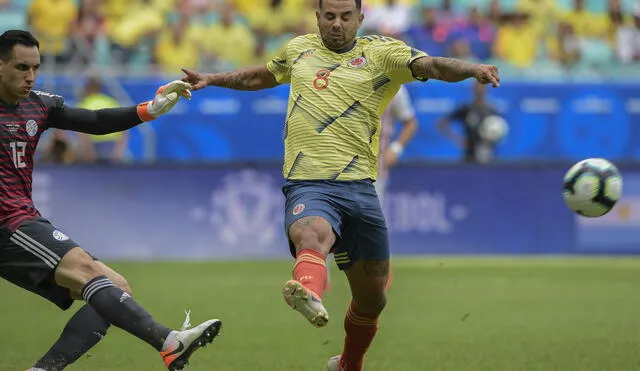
[289, 216, 335, 255]
[354, 292, 387, 315]
[55, 248, 107, 293]
[113, 275, 132, 295]
[291, 228, 331, 255]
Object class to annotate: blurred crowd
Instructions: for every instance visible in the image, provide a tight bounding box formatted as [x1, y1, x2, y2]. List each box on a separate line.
[1, 0, 639, 78]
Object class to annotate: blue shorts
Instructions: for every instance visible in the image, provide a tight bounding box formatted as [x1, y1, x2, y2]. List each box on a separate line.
[283, 179, 389, 270]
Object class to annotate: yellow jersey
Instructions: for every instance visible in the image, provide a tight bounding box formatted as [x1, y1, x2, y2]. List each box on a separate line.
[267, 34, 427, 181]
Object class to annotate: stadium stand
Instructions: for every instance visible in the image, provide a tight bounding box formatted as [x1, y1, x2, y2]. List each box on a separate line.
[0, 0, 638, 79]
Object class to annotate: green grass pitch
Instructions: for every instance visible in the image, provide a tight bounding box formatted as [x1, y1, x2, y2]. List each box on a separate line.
[1, 257, 639, 371]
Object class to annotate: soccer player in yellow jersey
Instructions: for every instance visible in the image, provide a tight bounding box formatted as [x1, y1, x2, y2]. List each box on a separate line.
[182, 0, 499, 369]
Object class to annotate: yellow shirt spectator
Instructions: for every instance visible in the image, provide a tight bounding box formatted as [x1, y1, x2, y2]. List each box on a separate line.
[494, 19, 538, 68]
[205, 20, 256, 68]
[101, 0, 129, 20]
[561, 9, 610, 38]
[28, 0, 77, 55]
[517, 0, 559, 39]
[245, 1, 301, 35]
[110, 1, 164, 47]
[365, 0, 416, 4]
[155, 24, 201, 74]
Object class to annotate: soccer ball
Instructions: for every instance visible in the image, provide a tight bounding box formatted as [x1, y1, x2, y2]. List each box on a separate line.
[562, 158, 623, 218]
[479, 115, 509, 143]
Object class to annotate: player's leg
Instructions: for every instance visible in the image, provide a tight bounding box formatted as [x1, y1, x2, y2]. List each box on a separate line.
[0, 218, 220, 370]
[31, 262, 129, 370]
[55, 247, 221, 370]
[328, 180, 390, 371]
[282, 181, 342, 327]
[374, 175, 394, 290]
[338, 260, 389, 371]
[325, 253, 334, 293]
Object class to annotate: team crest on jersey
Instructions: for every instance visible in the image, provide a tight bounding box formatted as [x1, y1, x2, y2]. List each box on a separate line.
[292, 203, 305, 215]
[52, 230, 69, 241]
[348, 56, 368, 68]
[25, 120, 38, 137]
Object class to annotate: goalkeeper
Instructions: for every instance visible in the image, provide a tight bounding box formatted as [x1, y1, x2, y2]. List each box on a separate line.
[0, 30, 222, 371]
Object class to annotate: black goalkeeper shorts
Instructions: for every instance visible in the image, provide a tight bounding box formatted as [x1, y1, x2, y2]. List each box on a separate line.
[0, 217, 88, 310]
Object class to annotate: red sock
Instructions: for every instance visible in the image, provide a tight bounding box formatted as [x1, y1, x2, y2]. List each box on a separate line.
[293, 249, 327, 299]
[341, 301, 379, 371]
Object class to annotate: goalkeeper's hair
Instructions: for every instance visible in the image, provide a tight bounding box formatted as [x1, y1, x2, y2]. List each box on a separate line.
[318, 0, 362, 10]
[0, 30, 39, 61]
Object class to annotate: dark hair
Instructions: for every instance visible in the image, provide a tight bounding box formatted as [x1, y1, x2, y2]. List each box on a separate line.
[319, 0, 362, 11]
[0, 30, 39, 61]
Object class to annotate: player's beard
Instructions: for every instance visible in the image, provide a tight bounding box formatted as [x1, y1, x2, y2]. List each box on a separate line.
[323, 32, 349, 51]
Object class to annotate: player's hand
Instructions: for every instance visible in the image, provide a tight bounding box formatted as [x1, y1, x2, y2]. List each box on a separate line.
[383, 149, 399, 167]
[137, 80, 192, 122]
[181, 68, 209, 91]
[473, 64, 500, 87]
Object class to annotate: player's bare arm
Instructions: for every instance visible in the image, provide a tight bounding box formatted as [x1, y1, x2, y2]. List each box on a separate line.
[410, 56, 501, 87]
[182, 66, 279, 91]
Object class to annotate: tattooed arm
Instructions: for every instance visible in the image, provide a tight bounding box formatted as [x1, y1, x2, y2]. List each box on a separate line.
[182, 66, 280, 91]
[410, 56, 501, 87]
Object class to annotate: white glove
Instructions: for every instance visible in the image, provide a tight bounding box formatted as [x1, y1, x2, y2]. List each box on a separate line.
[137, 80, 192, 122]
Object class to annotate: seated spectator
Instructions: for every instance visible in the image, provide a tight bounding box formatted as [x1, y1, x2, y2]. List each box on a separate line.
[247, 0, 300, 37]
[155, 14, 200, 74]
[517, 0, 559, 41]
[109, 0, 165, 65]
[616, 4, 640, 63]
[561, 0, 610, 38]
[69, 0, 106, 66]
[404, 7, 449, 57]
[362, 0, 413, 38]
[28, 0, 77, 64]
[608, 0, 625, 44]
[450, 7, 496, 61]
[493, 12, 538, 68]
[546, 22, 582, 68]
[203, 3, 256, 69]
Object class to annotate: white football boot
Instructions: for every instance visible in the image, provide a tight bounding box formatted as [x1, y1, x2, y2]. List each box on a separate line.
[282, 280, 329, 328]
[160, 311, 222, 370]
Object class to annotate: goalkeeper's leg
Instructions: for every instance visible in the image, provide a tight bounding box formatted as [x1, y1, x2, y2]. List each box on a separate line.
[31, 262, 124, 370]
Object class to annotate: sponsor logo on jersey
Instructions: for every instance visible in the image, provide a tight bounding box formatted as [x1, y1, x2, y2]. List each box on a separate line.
[26, 120, 38, 137]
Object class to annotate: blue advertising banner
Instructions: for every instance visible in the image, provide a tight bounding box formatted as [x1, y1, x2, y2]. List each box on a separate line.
[575, 173, 640, 253]
[31, 163, 634, 261]
[44, 78, 640, 162]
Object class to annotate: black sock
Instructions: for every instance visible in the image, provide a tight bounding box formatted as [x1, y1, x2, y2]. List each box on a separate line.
[82, 276, 172, 351]
[33, 305, 109, 370]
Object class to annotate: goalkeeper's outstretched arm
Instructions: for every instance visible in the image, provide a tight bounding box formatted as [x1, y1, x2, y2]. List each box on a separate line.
[47, 80, 192, 135]
[182, 66, 280, 92]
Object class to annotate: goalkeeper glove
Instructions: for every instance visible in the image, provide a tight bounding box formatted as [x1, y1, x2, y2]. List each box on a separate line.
[136, 80, 192, 122]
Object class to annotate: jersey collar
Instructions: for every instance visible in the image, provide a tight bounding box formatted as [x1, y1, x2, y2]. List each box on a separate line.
[319, 35, 358, 55]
